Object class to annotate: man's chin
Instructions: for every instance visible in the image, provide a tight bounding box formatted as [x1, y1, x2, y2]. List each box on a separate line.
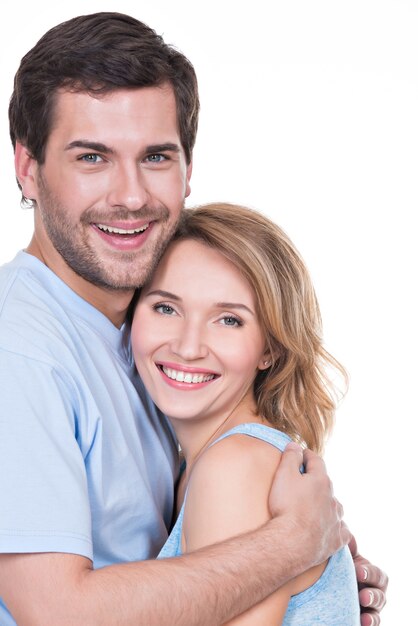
[76, 270, 146, 292]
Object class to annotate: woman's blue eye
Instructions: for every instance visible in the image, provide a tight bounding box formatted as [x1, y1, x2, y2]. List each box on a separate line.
[154, 304, 175, 315]
[220, 316, 242, 327]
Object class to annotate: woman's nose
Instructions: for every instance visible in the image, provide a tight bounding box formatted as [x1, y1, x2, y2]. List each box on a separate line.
[170, 323, 209, 361]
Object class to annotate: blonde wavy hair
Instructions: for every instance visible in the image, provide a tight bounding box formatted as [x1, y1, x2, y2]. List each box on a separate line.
[174, 203, 347, 454]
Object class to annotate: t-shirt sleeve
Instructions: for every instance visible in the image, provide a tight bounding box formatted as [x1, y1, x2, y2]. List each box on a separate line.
[0, 349, 93, 560]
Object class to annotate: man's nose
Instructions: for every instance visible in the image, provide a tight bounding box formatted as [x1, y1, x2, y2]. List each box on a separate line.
[107, 163, 151, 210]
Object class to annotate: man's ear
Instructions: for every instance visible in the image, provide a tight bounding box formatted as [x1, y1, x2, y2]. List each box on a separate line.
[185, 159, 193, 198]
[14, 142, 39, 202]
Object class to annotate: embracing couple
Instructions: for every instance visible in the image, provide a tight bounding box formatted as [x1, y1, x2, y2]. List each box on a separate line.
[0, 12, 387, 625]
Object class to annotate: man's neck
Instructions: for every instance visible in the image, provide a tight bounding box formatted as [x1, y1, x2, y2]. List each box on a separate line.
[26, 235, 134, 328]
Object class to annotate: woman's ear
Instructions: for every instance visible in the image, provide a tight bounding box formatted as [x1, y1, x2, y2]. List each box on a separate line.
[15, 142, 39, 202]
[258, 350, 273, 371]
[258, 343, 282, 370]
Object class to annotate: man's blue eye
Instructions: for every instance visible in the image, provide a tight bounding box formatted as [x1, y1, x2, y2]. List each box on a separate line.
[146, 154, 166, 163]
[81, 154, 102, 163]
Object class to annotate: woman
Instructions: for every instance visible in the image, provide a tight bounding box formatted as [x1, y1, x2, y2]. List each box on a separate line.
[131, 203, 360, 625]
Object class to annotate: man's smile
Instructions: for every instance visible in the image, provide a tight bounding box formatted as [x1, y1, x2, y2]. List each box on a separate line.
[92, 221, 155, 251]
[95, 222, 151, 236]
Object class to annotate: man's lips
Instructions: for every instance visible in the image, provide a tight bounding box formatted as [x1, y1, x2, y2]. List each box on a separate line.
[95, 221, 151, 235]
[92, 221, 154, 250]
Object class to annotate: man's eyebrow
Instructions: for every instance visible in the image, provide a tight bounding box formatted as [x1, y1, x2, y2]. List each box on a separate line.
[65, 140, 115, 154]
[216, 302, 255, 315]
[145, 289, 181, 301]
[64, 141, 181, 154]
[145, 143, 181, 154]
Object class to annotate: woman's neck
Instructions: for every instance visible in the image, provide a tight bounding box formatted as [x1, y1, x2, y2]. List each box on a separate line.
[171, 394, 263, 482]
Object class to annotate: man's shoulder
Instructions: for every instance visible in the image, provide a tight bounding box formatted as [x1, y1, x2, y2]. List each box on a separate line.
[0, 253, 131, 388]
[0, 253, 58, 323]
[0, 251, 50, 305]
[0, 253, 78, 362]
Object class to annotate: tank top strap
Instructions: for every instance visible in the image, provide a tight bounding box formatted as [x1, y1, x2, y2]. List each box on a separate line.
[208, 422, 293, 453]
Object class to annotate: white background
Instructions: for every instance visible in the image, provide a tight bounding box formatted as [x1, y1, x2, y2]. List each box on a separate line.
[1, 1, 416, 622]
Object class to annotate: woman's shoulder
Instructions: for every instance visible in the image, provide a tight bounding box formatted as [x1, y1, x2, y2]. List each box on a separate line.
[194, 423, 284, 484]
[182, 423, 284, 551]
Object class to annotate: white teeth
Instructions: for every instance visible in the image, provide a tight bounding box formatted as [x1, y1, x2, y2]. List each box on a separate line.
[96, 223, 149, 235]
[162, 366, 215, 384]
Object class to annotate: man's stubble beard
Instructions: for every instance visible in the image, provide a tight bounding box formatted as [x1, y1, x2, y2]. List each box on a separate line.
[35, 171, 182, 291]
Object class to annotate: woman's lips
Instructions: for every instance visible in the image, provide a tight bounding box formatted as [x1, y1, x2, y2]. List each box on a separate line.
[157, 362, 220, 390]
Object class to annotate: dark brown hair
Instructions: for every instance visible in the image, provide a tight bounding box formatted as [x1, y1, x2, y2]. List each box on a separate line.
[9, 12, 199, 175]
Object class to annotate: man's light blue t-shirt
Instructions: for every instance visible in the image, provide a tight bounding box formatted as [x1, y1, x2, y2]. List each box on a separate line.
[0, 252, 179, 624]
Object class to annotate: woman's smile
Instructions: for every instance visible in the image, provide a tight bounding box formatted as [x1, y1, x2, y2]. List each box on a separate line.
[131, 238, 269, 427]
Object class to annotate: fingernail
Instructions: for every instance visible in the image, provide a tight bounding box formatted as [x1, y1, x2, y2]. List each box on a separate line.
[367, 590, 374, 607]
[362, 566, 368, 581]
[285, 442, 301, 451]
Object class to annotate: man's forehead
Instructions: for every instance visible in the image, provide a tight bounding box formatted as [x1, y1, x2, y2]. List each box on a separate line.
[48, 84, 181, 148]
[54, 82, 176, 106]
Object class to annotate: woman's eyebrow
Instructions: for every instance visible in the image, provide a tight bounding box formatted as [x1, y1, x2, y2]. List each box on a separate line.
[215, 302, 255, 315]
[145, 289, 181, 301]
[144, 292, 255, 315]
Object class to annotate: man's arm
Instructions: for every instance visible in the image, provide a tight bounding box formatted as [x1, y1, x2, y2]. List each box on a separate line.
[271, 447, 389, 625]
[0, 444, 349, 626]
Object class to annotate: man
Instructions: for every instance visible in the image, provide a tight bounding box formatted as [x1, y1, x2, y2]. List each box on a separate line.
[0, 12, 387, 625]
